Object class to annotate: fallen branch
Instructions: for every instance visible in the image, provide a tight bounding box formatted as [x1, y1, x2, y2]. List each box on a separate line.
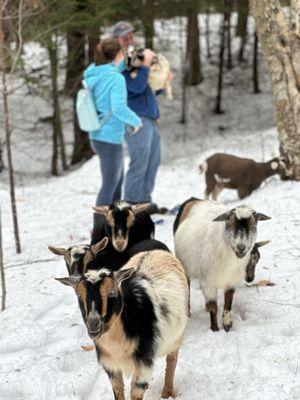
[5, 257, 58, 270]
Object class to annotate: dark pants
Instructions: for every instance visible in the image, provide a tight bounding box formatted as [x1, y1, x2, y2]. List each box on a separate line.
[91, 140, 123, 206]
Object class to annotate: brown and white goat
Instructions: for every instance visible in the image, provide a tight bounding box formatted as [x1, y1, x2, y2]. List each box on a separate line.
[174, 198, 271, 332]
[199, 153, 290, 200]
[56, 250, 189, 399]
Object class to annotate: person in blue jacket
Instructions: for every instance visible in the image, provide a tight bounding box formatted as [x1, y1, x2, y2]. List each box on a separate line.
[113, 21, 165, 205]
[83, 37, 142, 206]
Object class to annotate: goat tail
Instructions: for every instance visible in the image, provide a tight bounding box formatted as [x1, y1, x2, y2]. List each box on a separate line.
[199, 161, 208, 174]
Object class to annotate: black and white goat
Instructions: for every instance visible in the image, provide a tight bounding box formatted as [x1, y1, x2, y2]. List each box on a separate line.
[56, 250, 189, 400]
[48, 238, 169, 275]
[124, 45, 173, 99]
[174, 198, 271, 332]
[91, 201, 154, 252]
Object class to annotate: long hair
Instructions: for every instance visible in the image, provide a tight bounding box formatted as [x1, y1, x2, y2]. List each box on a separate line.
[94, 38, 121, 65]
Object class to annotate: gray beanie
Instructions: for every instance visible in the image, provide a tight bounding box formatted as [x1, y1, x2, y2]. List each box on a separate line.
[112, 21, 134, 37]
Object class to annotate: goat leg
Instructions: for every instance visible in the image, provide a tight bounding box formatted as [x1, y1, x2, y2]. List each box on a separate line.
[206, 300, 219, 331]
[104, 367, 125, 400]
[223, 288, 235, 332]
[130, 366, 152, 400]
[161, 350, 178, 398]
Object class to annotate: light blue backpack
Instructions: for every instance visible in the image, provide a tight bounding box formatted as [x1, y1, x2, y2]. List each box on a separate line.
[76, 80, 111, 132]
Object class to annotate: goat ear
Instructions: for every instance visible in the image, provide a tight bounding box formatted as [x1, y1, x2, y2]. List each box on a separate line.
[255, 213, 271, 221]
[131, 203, 151, 214]
[115, 267, 135, 283]
[48, 246, 67, 256]
[213, 212, 230, 222]
[91, 237, 109, 255]
[93, 206, 109, 215]
[271, 161, 278, 170]
[55, 276, 80, 287]
[256, 240, 270, 248]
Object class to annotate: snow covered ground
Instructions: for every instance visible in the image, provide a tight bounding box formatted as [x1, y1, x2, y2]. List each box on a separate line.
[1, 126, 300, 400]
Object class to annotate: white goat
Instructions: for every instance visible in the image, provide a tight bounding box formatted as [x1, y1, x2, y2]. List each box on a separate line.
[174, 199, 271, 332]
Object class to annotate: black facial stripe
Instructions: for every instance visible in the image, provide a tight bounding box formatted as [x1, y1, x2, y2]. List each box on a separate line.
[85, 281, 102, 316]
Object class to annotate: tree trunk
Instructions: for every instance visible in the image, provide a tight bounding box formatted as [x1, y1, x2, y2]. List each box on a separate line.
[0, 206, 6, 311]
[205, 1, 211, 59]
[0, 140, 3, 173]
[214, 10, 227, 114]
[225, 0, 232, 70]
[236, 0, 249, 62]
[65, 30, 93, 165]
[48, 35, 67, 175]
[186, 9, 203, 85]
[179, 17, 187, 124]
[253, 31, 260, 93]
[143, 15, 154, 49]
[251, 0, 300, 179]
[0, 0, 22, 254]
[88, 32, 99, 64]
[65, 30, 86, 96]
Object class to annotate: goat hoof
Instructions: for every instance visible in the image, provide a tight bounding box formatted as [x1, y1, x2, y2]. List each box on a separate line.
[223, 323, 232, 332]
[161, 388, 176, 398]
[210, 325, 219, 332]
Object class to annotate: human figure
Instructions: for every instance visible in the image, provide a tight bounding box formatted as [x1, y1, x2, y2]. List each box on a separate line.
[83, 37, 141, 206]
[113, 21, 164, 205]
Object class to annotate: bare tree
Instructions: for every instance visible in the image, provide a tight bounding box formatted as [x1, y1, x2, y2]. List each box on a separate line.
[225, 0, 233, 70]
[186, 8, 203, 85]
[0, 206, 6, 311]
[205, 0, 211, 59]
[253, 31, 260, 93]
[236, 0, 249, 62]
[251, 0, 300, 178]
[214, 8, 227, 114]
[0, 0, 22, 254]
[48, 33, 67, 175]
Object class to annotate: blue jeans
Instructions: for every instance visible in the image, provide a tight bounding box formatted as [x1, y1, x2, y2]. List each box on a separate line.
[124, 117, 161, 203]
[91, 140, 124, 206]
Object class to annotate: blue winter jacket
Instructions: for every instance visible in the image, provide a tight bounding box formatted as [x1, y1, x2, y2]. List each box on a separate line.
[83, 63, 142, 144]
[122, 66, 160, 120]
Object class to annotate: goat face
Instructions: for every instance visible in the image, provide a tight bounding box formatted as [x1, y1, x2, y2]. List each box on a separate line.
[48, 237, 109, 275]
[245, 240, 269, 282]
[94, 202, 150, 252]
[56, 269, 121, 340]
[214, 206, 271, 259]
[124, 45, 145, 69]
[270, 157, 292, 179]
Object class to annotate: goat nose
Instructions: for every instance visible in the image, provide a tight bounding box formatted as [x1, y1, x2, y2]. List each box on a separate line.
[237, 244, 246, 252]
[88, 317, 100, 332]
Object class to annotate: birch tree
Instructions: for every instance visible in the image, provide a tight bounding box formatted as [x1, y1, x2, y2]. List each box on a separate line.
[251, 0, 300, 179]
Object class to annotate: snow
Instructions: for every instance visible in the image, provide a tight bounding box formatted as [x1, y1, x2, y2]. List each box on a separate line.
[1, 13, 300, 400]
[1, 124, 300, 399]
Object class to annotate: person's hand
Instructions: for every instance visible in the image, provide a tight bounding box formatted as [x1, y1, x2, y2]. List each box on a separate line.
[167, 70, 174, 81]
[133, 125, 142, 134]
[143, 49, 154, 67]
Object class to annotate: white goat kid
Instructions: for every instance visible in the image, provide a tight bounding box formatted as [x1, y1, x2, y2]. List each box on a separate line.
[174, 199, 271, 332]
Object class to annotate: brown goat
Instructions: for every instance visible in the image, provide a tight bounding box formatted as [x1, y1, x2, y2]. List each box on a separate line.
[199, 153, 290, 200]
